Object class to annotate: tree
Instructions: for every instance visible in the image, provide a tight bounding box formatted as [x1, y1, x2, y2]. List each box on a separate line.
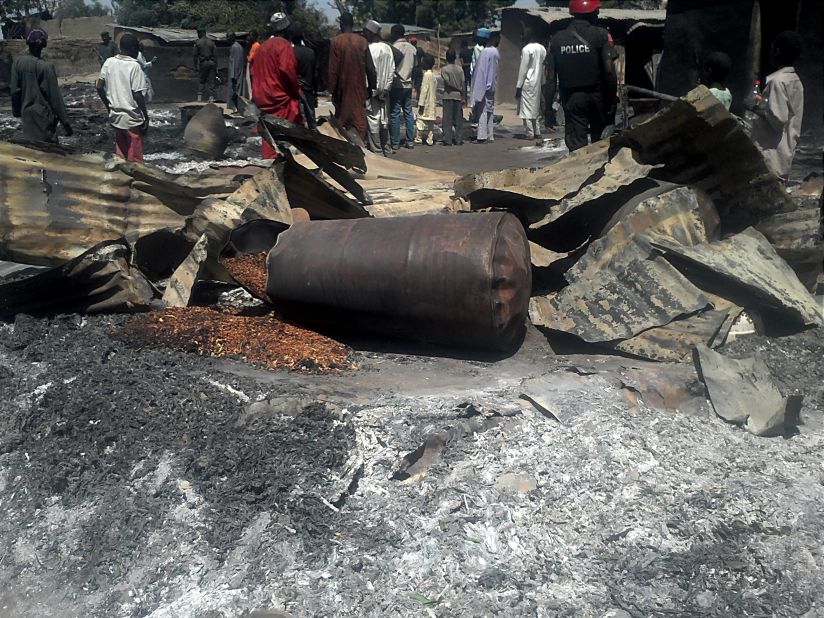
[113, 0, 331, 39]
[1, 1, 51, 20]
[339, 0, 511, 33]
[59, 0, 109, 18]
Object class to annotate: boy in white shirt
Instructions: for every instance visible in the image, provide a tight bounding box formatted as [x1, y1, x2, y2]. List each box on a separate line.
[96, 33, 149, 161]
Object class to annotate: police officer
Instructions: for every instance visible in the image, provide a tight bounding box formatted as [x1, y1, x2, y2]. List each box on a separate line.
[545, 0, 617, 151]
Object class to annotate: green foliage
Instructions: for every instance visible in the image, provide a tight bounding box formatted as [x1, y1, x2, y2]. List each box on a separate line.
[113, 0, 331, 39]
[1, 0, 46, 19]
[60, 0, 108, 18]
[346, 0, 512, 33]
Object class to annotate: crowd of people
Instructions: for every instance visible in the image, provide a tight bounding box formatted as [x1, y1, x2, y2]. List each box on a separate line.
[7, 0, 806, 182]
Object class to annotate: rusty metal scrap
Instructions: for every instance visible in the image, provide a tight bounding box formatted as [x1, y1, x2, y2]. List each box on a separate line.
[261, 114, 366, 172]
[0, 141, 226, 265]
[531, 255, 710, 343]
[612, 86, 795, 232]
[266, 213, 532, 353]
[528, 147, 658, 231]
[568, 185, 716, 283]
[755, 203, 824, 291]
[530, 187, 717, 344]
[280, 154, 371, 220]
[183, 103, 229, 158]
[651, 227, 824, 331]
[261, 115, 372, 205]
[613, 307, 737, 362]
[693, 343, 802, 437]
[0, 240, 154, 317]
[453, 141, 610, 222]
[162, 234, 209, 308]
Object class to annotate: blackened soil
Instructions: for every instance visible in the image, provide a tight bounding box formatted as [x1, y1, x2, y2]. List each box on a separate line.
[0, 313, 354, 610]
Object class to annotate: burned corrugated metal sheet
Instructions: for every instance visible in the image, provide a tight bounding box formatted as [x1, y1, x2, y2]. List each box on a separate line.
[281, 156, 371, 220]
[163, 234, 208, 308]
[612, 86, 795, 232]
[528, 148, 658, 230]
[0, 240, 153, 317]
[530, 187, 717, 344]
[755, 204, 824, 291]
[694, 343, 802, 437]
[530, 256, 709, 343]
[566, 186, 714, 284]
[453, 141, 609, 219]
[517, 6, 666, 25]
[261, 115, 372, 205]
[0, 142, 239, 266]
[613, 307, 734, 362]
[651, 227, 824, 331]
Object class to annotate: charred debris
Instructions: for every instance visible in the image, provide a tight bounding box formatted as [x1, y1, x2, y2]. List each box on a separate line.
[0, 86, 821, 435]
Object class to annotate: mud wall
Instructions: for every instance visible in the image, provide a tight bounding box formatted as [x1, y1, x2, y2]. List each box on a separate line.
[42, 16, 113, 40]
[138, 44, 233, 103]
[659, 0, 821, 131]
[0, 38, 100, 93]
[0, 37, 231, 102]
[498, 10, 545, 106]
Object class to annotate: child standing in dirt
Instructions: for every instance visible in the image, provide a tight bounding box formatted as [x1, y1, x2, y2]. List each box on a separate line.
[416, 54, 437, 146]
[96, 33, 149, 162]
[440, 49, 465, 146]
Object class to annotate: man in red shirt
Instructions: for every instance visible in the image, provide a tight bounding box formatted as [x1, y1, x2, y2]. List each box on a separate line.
[251, 12, 302, 159]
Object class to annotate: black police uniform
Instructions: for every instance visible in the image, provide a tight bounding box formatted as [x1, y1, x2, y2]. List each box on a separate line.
[550, 18, 613, 151]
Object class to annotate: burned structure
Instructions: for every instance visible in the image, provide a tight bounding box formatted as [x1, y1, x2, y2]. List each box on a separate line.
[497, 6, 666, 107]
[658, 0, 823, 129]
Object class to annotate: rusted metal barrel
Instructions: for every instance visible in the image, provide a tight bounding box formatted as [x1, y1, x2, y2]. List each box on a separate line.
[266, 213, 532, 352]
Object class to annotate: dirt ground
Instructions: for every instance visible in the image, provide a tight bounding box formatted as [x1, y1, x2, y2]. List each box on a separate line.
[2, 85, 824, 618]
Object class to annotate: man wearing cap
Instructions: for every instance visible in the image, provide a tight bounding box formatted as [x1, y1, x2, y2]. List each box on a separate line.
[97, 33, 149, 161]
[252, 13, 302, 158]
[469, 27, 490, 123]
[389, 24, 417, 150]
[364, 20, 394, 155]
[470, 30, 499, 143]
[11, 27, 73, 142]
[95, 31, 118, 65]
[328, 12, 375, 143]
[193, 27, 217, 102]
[227, 31, 245, 113]
[545, 0, 617, 151]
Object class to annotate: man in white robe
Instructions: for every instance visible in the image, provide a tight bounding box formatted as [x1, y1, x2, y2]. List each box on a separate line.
[364, 20, 395, 155]
[516, 29, 546, 140]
